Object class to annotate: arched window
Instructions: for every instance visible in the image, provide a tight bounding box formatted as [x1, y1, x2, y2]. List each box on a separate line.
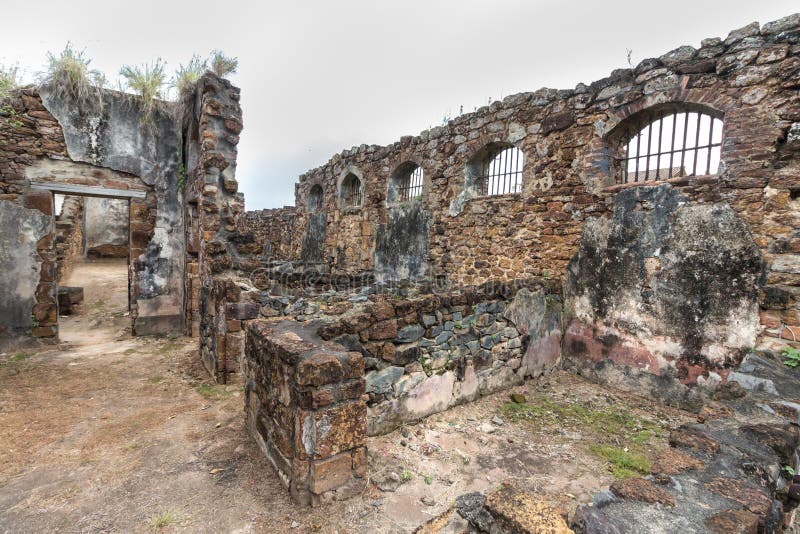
[340, 173, 362, 209]
[387, 162, 424, 205]
[617, 109, 723, 184]
[468, 144, 524, 197]
[308, 184, 323, 212]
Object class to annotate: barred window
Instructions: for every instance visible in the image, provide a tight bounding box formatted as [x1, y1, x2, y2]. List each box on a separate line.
[478, 146, 524, 196]
[618, 110, 723, 184]
[308, 184, 323, 212]
[340, 173, 362, 209]
[388, 162, 424, 205]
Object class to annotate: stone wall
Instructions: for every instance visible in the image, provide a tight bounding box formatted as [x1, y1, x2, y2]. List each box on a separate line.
[240, 207, 297, 261]
[244, 319, 367, 505]
[54, 195, 83, 281]
[244, 14, 800, 390]
[83, 197, 129, 258]
[315, 280, 562, 434]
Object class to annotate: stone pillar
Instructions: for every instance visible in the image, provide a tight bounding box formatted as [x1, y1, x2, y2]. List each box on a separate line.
[244, 320, 367, 505]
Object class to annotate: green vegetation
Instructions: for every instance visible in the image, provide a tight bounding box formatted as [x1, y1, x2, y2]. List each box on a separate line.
[11, 353, 29, 362]
[148, 510, 179, 530]
[400, 469, 414, 482]
[195, 384, 231, 400]
[173, 54, 206, 97]
[177, 163, 187, 192]
[424, 475, 433, 485]
[209, 50, 238, 78]
[501, 393, 667, 479]
[590, 445, 650, 478]
[119, 59, 167, 127]
[782, 465, 796, 478]
[41, 43, 104, 105]
[0, 64, 18, 100]
[782, 347, 800, 368]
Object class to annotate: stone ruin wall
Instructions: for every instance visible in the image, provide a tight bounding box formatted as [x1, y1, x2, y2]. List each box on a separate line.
[231, 14, 800, 502]
[83, 197, 129, 258]
[245, 15, 800, 388]
[240, 207, 297, 261]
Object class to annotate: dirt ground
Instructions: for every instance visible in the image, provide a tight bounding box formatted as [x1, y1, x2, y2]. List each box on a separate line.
[0, 259, 695, 533]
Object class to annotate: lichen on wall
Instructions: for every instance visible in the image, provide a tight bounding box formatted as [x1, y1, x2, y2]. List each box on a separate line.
[563, 184, 764, 405]
[0, 201, 51, 334]
[374, 202, 430, 283]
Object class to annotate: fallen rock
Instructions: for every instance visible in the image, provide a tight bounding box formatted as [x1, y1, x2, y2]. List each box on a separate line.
[483, 485, 573, 533]
[479, 423, 497, 434]
[376, 471, 405, 492]
[712, 380, 747, 400]
[704, 477, 773, 517]
[704, 509, 759, 534]
[650, 448, 704, 476]
[455, 493, 493, 532]
[571, 505, 621, 534]
[414, 508, 469, 534]
[609, 477, 675, 506]
[668, 426, 720, 453]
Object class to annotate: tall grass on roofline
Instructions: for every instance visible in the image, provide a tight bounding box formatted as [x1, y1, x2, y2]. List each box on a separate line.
[119, 59, 167, 127]
[209, 50, 238, 78]
[0, 64, 19, 101]
[173, 55, 207, 98]
[40, 43, 105, 106]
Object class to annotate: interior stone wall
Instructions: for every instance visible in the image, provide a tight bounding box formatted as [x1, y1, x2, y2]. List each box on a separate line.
[83, 197, 129, 258]
[54, 195, 83, 281]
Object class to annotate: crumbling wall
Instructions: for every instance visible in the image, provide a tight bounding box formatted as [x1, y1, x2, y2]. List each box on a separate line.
[54, 195, 83, 281]
[0, 84, 184, 344]
[240, 207, 296, 261]
[244, 319, 367, 505]
[248, 14, 800, 382]
[316, 281, 562, 434]
[563, 184, 764, 409]
[83, 197, 128, 258]
[182, 73, 250, 375]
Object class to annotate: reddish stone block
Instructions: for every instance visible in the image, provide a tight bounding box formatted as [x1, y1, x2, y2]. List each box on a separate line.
[310, 452, 352, 494]
[297, 353, 343, 387]
[368, 319, 397, 341]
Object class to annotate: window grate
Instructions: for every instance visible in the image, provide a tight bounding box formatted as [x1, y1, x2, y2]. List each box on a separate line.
[342, 175, 362, 209]
[480, 147, 523, 196]
[397, 166, 423, 202]
[618, 111, 723, 184]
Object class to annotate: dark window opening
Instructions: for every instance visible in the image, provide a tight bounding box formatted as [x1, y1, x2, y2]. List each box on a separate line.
[308, 184, 323, 212]
[398, 165, 423, 202]
[341, 174, 362, 209]
[617, 111, 723, 184]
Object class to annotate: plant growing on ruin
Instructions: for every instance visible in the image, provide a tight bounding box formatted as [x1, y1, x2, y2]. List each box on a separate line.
[40, 43, 105, 105]
[177, 163, 187, 192]
[209, 50, 238, 78]
[173, 54, 207, 98]
[119, 59, 167, 127]
[0, 64, 19, 101]
[783, 347, 800, 368]
[782, 465, 796, 478]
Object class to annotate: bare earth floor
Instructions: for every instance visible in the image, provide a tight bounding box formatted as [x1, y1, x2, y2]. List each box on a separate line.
[0, 260, 695, 533]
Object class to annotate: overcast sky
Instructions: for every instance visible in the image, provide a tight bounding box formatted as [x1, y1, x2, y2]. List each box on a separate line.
[2, 1, 797, 210]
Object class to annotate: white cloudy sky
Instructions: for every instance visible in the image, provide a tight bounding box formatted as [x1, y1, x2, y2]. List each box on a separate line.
[1, 1, 797, 209]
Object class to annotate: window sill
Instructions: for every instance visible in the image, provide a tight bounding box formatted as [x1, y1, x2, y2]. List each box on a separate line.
[603, 174, 718, 193]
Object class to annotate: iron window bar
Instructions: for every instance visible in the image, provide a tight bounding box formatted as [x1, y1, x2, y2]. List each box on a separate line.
[342, 176, 362, 208]
[480, 147, 524, 196]
[618, 112, 723, 184]
[397, 166, 424, 202]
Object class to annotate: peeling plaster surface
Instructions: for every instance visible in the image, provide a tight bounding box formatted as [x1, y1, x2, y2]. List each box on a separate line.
[0, 201, 50, 330]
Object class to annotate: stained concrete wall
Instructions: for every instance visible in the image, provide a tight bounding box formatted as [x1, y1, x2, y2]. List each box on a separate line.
[38, 87, 184, 335]
[0, 201, 51, 333]
[83, 197, 128, 258]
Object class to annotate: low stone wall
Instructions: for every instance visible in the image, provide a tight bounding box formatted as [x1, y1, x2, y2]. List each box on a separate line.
[244, 319, 367, 505]
[199, 276, 258, 383]
[83, 197, 128, 258]
[240, 207, 297, 261]
[55, 195, 83, 282]
[316, 280, 562, 435]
